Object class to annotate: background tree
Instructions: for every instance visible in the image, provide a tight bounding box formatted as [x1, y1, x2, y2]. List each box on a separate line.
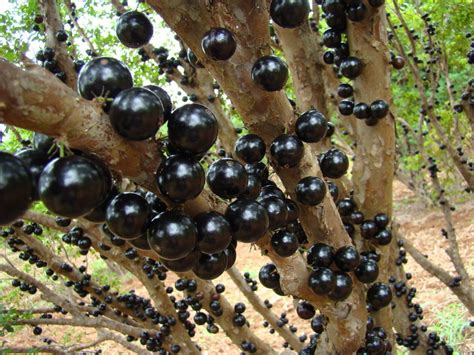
[0, 0, 472, 354]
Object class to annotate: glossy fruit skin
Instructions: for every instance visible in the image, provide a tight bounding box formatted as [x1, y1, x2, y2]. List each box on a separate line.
[285, 198, 300, 222]
[325, 121, 335, 138]
[207, 158, 248, 199]
[128, 234, 151, 251]
[109, 87, 164, 140]
[307, 243, 335, 268]
[360, 220, 379, 240]
[258, 185, 286, 201]
[224, 246, 237, 269]
[77, 57, 133, 100]
[347, 3, 366, 22]
[144, 85, 173, 122]
[338, 99, 354, 116]
[161, 249, 201, 272]
[340, 56, 363, 79]
[168, 104, 218, 155]
[328, 271, 353, 301]
[147, 211, 197, 260]
[374, 229, 392, 246]
[193, 251, 228, 280]
[260, 196, 288, 230]
[144, 191, 167, 214]
[295, 176, 326, 206]
[328, 181, 339, 201]
[350, 211, 365, 225]
[39, 156, 111, 218]
[235, 134, 266, 164]
[32, 132, 55, 154]
[195, 211, 232, 254]
[337, 83, 353, 98]
[251, 55, 289, 92]
[271, 229, 298, 257]
[116, 11, 153, 48]
[258, 263, 280, 289]
[308, 267, 336, 295]
[15, 148, 49, 200]
[322, 29, 341, 48]
[374, 213, 390, 228]
[156, 154, 205, 203]
[354, 259, 379, 283]
[353, 102, 371, 119]
[187, 49, 204, 68]
[0, 153, 33, 225]
[245, 162, 269, 181]
[240, 174, 262, 200]
[296, 301, 315, 320]
[106, 192, 151, 239]
[225, 199, 269, 243]
[201, 28, 237, 61]
[367, 282, 393, 310]
[295, 109, 328, 143]
[84, 185, 119, 223]
[335, 245, 360, 272]
[320, 148, 349, 179]
[270, 134, 304, 168]
[270, 0, 310, 28]
[370, 100, 389, 119]
[368, 0, 384, 7]
[337, 197, 356, 216]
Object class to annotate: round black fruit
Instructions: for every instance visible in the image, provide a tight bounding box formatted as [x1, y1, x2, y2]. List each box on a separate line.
[374, 229, 392, 246]
[308, 267, 336, 295]
[195, 211, 232, 254]
[32, 132, 55, 154]
[168, 104, 218, 155]
[193, 251, 228, 280]
[271, 230, 298, 257]
[259, 196, 288, 230]
[354, 259, 379, 283]
[367, 282, 392, 310]
[328, 271, 353, 301]
[295, 109, 328, 143]
[225, 199, 269, 243]
[285, 198, 300, 222]
[84, 185, 119, 223]
[0, 153, 33, 225]
[295, 176, 326, 206]
[258, 263, 280, 289]
[156, 154, 205, 203]
[109, 87, 164, 140]
[334, 245, 360, 272]
[240, 174, 262, 200]
[270, 134, 304, 168]
[144, 85, 173, 122]
[374, 213, 390, 228]
[360, 220, 379, 240]
[39, 156, 111, 218]
[307, 243, 335, 268]
[353, 103, 371, 119]
[337, 83, 353, 98]
[161, 249, 201, 272]
[251, 55, 288, 92]
[338, 99, 354, 115]
[245, 162, 269, 181]
[270, 0, 310, 29]
[370, 100, 389, 119]
[77, 57, 133, 100]
[340, 56, 363, 79]
[207, 158, 248, 199]
[224, 246, 237, 269]
[116, 11, 153, 48]
[320, 148, 349, 179]
[15, 148, 49, 200]
[296, 301, 315, 319]
[235, 134, 266, 164]
[147, 211, 197, 260]
[106, 192, 151, 239]
[201, 28, 237, 61]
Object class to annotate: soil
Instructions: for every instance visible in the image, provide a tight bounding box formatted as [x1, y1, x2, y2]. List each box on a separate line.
[2, 181, 473, 354]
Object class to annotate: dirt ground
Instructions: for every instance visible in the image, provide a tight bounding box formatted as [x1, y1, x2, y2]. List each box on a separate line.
[2, 181, 473, 354]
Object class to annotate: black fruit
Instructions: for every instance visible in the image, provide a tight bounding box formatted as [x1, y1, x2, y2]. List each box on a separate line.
[201, 28, 237, 61]
[296, 301, 315, 319]
[270, 134, 304, 168]
[374, 229, 392, 246]
[225, 199, 269, 243]
[144, 191, 167, 214]
[271, 229, 298, 257]
[161, 249, 201, 272]
[295, 109, 328, 143]
[193, 251, 228, 280]
[144, 85, 173, 122]
[0, 152, 33, 225]
[354, 259, 379, 283]
[109, 87, 164, 140]
[368, 0, 385, 7]
[307, 243, 335, 268]
[370, 100, 389, 119]
[285, 199, 300, 222]
[207, 158, 248, 199]
[335, 245, 360, 272]
[360, 220, 379, 240]
[347, 3, 366, 22]
[308, 267, 336, 295]
[235, 134, 266, 163]
[32, 132, 55, 154]
[77, 57, 133, 100]
[245, 162, 269, 181]
[374, 213, 390, 228]
[322, 29, 342, 48]
[157, 154, 205, 203]
[269, 0, 310, 29]
[337, 197, 356, 216]
[367, 282, 392, 310]
[195, 211, 232, 254]
[251, 55, 288, 91]
[328, 271, 353, 301]
[340, 56, 363, 79]
[15, 148, 49, 200]
[128, 234, 152, 251]
[259, 196, 288, 230]
[147, 211, 197, 260]
[258, 185, 285, 201]
[337, 83, 353, 98]
[320, 148, 349, 179]
[258, 263, 280, 289]
[116, 11, 153, 48]
[353, 103, 371, 119]
[106, 192, 151, 239]
[224, 246, 237, 269]
[168, 104, 218, 155]
[84, 185, 119, 223]
[240, 174, 262, 200]
[295, 176, 326, 206]
[338, 99, 354, 115]
[39, 156, 111, 218]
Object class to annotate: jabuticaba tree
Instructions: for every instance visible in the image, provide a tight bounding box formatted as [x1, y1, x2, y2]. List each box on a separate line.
[0, 0, 472, 354]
